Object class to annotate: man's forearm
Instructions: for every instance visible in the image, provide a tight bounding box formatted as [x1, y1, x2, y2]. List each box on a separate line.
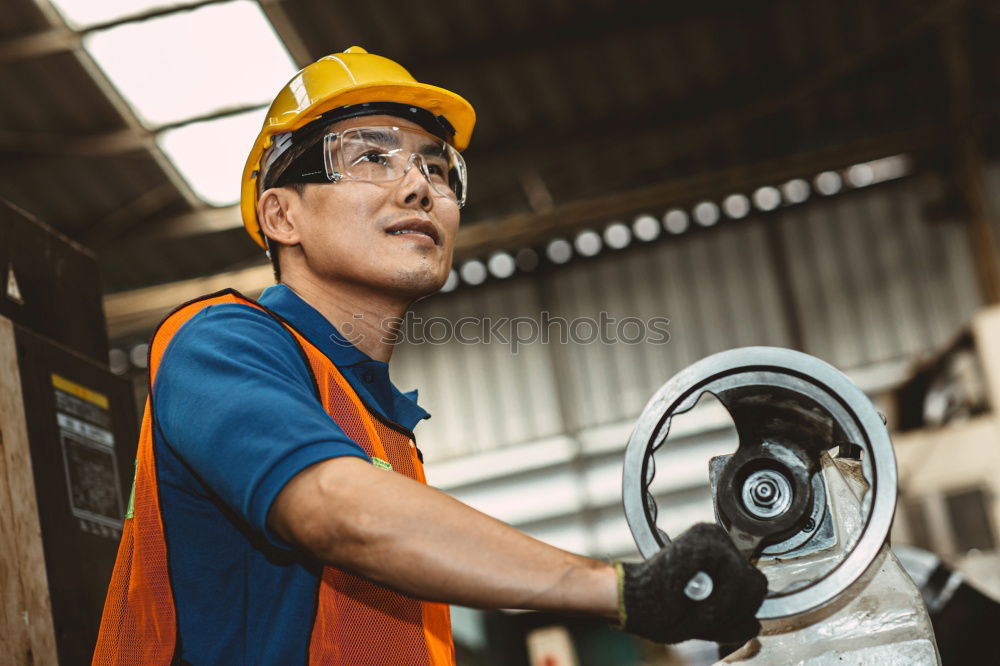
[268, 457, 619, 620]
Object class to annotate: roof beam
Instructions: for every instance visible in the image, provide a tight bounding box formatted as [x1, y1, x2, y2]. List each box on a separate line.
[452, 127, 937, 262]
[106, 263, 273, 338]
[0, 27, 78, 63]
[258, 0, 314, 67]
[82, 181, 182, 248]
[142, 205, 243, 239]
[0, 126, 152, 157]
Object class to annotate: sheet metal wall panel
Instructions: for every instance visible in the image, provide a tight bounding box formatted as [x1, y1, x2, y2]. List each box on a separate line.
[860, 185, 930, 358]
[401, 176, 982, 462]
[782, 176, 981, 370]
[896, 175, 980, 348]
[987, 163, 1000, 245]
[548, 258, 629, 431]
[392, 277, 565, 457]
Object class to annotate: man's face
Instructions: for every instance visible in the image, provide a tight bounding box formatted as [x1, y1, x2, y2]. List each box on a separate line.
[279, 114, 461, 300]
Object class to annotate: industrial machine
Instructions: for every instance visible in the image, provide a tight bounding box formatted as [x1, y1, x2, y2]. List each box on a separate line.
[623, 347, 939, 664]
[0, 200, 137, 664]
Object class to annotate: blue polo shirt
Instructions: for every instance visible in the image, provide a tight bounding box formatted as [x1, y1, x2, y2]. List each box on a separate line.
[151, 284, 429, 664]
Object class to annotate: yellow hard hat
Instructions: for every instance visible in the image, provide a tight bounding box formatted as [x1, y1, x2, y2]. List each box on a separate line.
[240, 46, 476, 249]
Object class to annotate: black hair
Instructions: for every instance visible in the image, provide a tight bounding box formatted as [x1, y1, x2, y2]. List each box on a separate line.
[259, 123, 330, 283]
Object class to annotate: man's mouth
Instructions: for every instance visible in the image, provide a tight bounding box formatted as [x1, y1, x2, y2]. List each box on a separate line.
[385, 218, 440, 246]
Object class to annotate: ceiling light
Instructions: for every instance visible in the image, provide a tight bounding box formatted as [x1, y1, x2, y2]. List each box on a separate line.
[722, 194, 750, 219]
[158, 108, 267, 206]
[814, 171, 842, 196]
[130, 343, 150, 369]
[84, 0, 296, 127]
[781, 179, 810, 204]
[460, 260, 487, 286]
[546, 239, 573, 264]
[632, 214, 661, 242]
[487, 252, 516, 279]
[603, 223, 631, 249]
[752, 186, 781, 211]
[515, 248, 539, 272]
[663, 208, 689, 234]
[574, 230, 602, 257]
[693, 201, 720, 227]
[846, 164, 875, 188]
[440, 269, 459, 293]
[866, 155, 910, 183]
[108, 348, 128, 375]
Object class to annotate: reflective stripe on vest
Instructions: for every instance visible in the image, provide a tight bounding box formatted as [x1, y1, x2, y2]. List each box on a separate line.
[92, 289, 454, 665]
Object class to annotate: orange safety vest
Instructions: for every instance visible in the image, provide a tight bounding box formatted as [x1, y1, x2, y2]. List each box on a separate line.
[93, 289, 454, 665]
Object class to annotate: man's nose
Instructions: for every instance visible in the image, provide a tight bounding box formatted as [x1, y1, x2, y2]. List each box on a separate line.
[398, 154, 432, 209]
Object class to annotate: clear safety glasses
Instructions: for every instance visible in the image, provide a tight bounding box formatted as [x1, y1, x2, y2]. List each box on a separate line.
[323, 126, 467, 207]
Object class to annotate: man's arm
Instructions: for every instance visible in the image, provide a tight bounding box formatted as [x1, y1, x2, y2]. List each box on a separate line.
[268, 456, 619, 619]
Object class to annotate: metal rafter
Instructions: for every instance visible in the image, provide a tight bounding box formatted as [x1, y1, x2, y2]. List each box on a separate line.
[258, 0, 313, 66]
[0, 25, 78, 63]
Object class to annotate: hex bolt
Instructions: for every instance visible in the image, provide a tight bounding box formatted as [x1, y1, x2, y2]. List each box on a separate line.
[741, 469, 793, 519]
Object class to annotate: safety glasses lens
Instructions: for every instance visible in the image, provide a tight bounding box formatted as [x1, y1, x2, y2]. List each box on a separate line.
[326, 127, 466, 205]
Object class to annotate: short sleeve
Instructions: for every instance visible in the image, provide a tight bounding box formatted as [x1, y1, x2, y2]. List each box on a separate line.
[152, 304, 370, 548]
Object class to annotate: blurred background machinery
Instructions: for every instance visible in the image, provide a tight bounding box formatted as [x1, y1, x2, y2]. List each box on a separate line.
[1, 0, 1000, 663]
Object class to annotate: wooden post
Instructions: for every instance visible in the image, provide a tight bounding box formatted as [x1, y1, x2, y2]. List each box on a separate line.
[0, 317, 58, 665]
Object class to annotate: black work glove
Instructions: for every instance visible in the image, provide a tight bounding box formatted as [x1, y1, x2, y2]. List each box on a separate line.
[614, 522, 768, 644]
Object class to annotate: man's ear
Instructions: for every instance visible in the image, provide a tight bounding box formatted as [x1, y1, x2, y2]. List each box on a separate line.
[258, 188, 302, 248]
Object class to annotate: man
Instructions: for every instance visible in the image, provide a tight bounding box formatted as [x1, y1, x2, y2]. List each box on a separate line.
[94, 47, 766, 665]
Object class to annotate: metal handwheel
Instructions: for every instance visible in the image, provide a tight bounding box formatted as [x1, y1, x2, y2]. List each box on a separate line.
[622, 347, 897, 619]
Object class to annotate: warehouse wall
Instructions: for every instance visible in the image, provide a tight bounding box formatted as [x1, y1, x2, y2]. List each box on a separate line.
[394, 171, 981, 463]
[383, 169, 985, 559]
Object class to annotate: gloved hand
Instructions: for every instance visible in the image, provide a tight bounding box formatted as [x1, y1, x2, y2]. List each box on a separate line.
[614, 522, 768, 644]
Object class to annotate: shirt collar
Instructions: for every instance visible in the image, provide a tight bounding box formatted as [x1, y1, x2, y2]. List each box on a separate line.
[257, 284, 430, 429]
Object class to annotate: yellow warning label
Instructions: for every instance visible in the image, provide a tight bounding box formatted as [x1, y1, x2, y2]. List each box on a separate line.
[51, 373, 109, 410]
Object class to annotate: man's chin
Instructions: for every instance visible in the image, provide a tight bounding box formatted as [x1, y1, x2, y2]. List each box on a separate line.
[384, 268, 449, 300]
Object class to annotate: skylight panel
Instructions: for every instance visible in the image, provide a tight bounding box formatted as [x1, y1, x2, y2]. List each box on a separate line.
[49, 0, 205, 30]
[84, 0, 296, 128]
[158, 108, 267, 206]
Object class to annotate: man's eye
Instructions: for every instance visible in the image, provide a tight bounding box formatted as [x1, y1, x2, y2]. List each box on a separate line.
[426, 163, 446, 176]
[357, 151, 390, 165]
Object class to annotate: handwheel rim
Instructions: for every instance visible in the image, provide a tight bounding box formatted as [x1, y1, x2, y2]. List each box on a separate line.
[622, 347, 897, 619]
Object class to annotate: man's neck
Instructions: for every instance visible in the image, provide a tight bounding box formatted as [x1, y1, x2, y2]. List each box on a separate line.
[280, 274, 407, 362]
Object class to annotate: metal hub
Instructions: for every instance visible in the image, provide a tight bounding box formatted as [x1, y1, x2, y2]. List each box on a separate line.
[622, 346, 897, 619]
[742, 469, 793, 519]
